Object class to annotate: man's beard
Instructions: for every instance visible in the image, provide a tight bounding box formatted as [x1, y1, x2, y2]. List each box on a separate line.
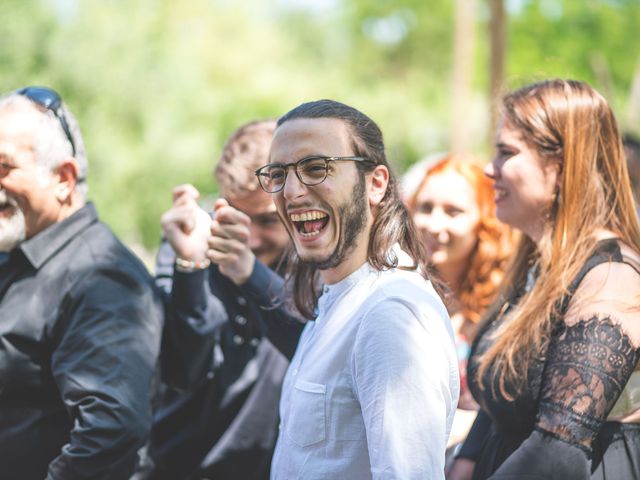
[306, 174, 368, 271]
[0, 191, 26, 252]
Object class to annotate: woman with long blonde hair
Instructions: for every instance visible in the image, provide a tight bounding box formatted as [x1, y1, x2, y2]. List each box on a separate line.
[448, 79, 640, 480]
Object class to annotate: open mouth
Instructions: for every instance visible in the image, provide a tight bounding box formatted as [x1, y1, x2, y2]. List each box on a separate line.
[0, 202, 16, 218]
[494, 187, 508, 201]
[289, 210, 329, 238]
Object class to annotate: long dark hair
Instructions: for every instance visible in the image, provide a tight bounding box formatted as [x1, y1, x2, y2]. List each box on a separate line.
[278, 99, 441, 319]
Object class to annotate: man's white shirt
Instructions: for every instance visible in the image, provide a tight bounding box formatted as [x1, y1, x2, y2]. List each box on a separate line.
[271, 249, 459, 479]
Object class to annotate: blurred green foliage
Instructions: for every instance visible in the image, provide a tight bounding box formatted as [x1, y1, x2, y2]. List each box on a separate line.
[1, 0, 639, 250]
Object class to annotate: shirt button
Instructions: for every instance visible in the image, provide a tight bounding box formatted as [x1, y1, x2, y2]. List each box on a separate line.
[235, 314, 247, 325]
[206, 371, 215, 379]
[293, 368, 298, 376]
[279, 422, 283, 431]
[323, 286, 329, 294]
[233, 334, 244, 345]
[249, 337, 260, 347]
[237, 296, 247, 306]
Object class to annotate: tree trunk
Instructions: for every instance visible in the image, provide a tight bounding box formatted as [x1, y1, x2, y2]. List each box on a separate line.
[488, 0, 506, 146]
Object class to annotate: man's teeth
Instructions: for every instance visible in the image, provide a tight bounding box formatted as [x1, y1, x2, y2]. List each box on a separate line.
[289, 211, 327, 222]
[300, 230, 321, 238]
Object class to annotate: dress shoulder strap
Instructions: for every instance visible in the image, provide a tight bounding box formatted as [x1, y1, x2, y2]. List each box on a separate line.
[557, 239, 627, 316]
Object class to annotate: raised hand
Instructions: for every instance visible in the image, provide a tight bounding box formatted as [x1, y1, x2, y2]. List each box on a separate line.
[207, 198, 256, 285]
[160, 184, 212, 262]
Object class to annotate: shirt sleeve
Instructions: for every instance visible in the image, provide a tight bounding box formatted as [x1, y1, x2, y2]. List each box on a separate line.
[158, 244, 302, 386]
[243, 259, 305, 359]
[352, 298, 457, 480]
[154, 240, 227, 389]
[47, 265, 163, 480]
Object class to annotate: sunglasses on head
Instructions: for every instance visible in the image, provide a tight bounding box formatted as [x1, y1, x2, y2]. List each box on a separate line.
[17, 86, 76, 157]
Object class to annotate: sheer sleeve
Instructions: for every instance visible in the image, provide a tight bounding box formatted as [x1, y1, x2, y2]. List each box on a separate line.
[490, 261, 640, 479]
[536, 262, 640, 451]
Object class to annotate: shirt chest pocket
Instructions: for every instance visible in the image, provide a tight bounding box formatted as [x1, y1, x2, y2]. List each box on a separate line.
[285, 380, 326, 447]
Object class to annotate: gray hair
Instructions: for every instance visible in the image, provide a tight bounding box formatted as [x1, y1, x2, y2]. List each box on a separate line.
[0, 93, 88, 199]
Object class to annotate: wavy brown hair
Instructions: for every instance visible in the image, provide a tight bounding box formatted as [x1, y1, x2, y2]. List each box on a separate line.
[477, 79, 640, 399]
[407, 154, 514, 328]
[214, 119, 277, 198]
[277, 99, 441, 319]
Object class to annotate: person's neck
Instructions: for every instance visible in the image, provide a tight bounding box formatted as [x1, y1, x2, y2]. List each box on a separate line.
[523, 215, 551, 249]
[320, 219, 373, 285]
[58, 197, 83, 223]
[320, 255, 368, 285]
[436, 258, 468, 294]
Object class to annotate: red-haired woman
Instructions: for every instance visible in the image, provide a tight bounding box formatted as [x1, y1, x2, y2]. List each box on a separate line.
[448, 79, 640, 480]
[408, 155, 513, 444]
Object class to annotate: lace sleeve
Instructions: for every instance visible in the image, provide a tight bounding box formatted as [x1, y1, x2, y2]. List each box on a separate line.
[535, 315, 640, 452]
[489, 260, 640, 479]
[535, 261, 640, 452]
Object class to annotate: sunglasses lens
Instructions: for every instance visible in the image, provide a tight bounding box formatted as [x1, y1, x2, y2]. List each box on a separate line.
[17, 87, 74, 156]
[18, 87, 60, 110]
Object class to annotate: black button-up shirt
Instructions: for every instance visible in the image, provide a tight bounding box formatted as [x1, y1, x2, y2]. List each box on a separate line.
[149, 241, 303, 480]
[0, 203, 163, 480]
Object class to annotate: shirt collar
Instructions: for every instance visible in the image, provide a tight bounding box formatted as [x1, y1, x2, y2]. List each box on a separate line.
[319, 244, 413, 297]
[19, 203, 98, 269]
[321, 261, 372, 297]
[315, 244, 415, 320]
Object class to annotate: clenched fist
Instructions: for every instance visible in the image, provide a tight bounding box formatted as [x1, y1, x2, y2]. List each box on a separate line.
[161, 184, 212, 262]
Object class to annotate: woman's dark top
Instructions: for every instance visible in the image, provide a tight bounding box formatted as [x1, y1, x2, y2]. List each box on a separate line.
[460, 239, 640, 479]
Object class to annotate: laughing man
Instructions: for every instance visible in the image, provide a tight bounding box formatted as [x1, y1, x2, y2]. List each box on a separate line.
[255, 100, 459, 479]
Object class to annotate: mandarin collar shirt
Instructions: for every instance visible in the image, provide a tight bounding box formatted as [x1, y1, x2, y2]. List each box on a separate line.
[271, 249, 460, 480]
[0, 203, 163, 479]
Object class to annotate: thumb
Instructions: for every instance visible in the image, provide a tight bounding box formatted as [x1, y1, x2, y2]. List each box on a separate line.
[214, 198, 229, 212]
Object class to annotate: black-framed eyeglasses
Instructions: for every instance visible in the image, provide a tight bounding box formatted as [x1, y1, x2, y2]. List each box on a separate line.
[255, 156, 372, 193]
[17, 86, 76, 157]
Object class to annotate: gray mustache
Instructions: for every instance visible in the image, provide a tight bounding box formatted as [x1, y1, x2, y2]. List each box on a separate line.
[0, 190, 18, 207]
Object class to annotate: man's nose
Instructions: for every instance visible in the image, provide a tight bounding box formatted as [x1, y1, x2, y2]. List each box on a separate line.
[282, 170, 307, 200]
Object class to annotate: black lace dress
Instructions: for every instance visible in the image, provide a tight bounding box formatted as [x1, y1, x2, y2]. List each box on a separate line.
[459, 240, 640, 479]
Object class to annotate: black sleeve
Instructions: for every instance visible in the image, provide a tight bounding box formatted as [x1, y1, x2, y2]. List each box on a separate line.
[47, 267, 163, 479]
[488, 430, 590, 479]
[456, 408, 492, 462]
[489, 315, 640, 479]
[155, 240, 227, 389]
[242, 259, 305, 359]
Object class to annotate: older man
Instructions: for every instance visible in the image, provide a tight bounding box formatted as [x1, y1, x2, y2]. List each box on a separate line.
[0, 86, 163, 479]
[255, 100, 460, 479]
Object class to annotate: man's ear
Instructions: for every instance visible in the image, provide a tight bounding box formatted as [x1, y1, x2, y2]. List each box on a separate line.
[368, 165, 389, 207]
[54, 158, 79, 203]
